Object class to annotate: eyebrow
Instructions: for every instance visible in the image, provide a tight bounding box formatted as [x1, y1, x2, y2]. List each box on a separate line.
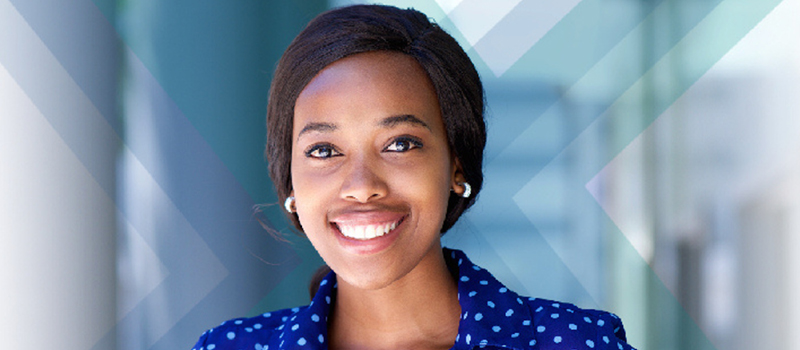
[297, 122, 337, 141]
[379, 114, 430, 130]
[296, 115, 430, 141]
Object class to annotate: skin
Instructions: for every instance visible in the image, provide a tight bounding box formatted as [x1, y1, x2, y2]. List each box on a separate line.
[291, 51, 468, 349]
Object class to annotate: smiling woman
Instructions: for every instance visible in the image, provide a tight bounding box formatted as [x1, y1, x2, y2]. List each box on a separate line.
[192, 4, 636, 350]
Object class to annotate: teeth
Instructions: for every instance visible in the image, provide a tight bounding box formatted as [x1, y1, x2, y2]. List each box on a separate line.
[336, 220, 401, 240]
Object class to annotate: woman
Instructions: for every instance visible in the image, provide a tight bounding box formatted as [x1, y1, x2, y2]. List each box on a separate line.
[193, 4, 636, 350]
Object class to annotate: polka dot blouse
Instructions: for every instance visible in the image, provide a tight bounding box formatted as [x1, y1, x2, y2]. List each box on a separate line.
[192, 248, 637, 349]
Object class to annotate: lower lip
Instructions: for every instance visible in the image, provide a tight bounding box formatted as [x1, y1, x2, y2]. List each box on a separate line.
[330, 217, 406, 255]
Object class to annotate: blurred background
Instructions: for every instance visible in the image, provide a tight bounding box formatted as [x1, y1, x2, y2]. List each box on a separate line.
[1, 0, 798, 349]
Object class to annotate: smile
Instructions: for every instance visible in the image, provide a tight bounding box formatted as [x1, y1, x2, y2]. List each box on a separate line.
[332, 216, 405, 240]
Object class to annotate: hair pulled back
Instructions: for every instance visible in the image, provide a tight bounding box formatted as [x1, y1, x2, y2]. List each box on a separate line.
[266, 4, 485, 234]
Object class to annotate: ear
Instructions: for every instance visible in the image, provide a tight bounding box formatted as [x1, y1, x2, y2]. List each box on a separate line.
[450, 158, 467, 196]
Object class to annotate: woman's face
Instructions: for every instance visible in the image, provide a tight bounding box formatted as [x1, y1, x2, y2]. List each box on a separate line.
[291, 51, 460, 290]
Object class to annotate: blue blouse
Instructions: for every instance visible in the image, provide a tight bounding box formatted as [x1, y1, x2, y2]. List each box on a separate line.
[193, 248, 637, 349]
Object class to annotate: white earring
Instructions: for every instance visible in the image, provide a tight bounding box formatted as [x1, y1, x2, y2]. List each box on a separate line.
[459, 182, 471, 198]
[284, 196, 296, 213]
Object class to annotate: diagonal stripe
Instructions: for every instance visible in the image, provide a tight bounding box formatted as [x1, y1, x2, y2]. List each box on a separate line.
[466, 0, 726, 310]
[471, 0, 581, 76]
[446, 0, 523, 46]
[2, 0, 302, 349]
[513, 0, 783, 347]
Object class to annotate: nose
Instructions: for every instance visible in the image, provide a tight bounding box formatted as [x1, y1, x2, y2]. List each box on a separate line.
[339, 154, 388, 203]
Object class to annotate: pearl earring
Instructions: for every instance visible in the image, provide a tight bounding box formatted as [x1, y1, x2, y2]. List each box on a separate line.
[459, 182, 471, 198]
[284, 196, 296, 213]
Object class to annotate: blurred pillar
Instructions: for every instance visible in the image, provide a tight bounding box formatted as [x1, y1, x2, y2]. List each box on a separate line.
[116, 2, 327, 350]
[0, 0, 119, 349]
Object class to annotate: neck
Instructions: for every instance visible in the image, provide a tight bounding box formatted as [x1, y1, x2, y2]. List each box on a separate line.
[329, 246, 461, 350]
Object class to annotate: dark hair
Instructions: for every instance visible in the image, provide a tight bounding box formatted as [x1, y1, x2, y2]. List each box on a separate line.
[266, 4, 486, 234]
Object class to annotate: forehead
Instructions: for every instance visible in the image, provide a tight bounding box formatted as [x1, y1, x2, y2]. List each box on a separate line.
[293, 51, 442, 134]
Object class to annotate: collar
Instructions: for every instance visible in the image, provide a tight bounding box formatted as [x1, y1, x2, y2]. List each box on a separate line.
[273, 248, 535, 349]
[447, 248, 536, 349]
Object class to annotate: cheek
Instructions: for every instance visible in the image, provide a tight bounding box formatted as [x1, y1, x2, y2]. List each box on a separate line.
[393, 157, 452, 211]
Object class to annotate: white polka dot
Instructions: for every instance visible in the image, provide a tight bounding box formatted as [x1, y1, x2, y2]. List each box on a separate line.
[318, 334, 324, 343]
[235, 320, 243, 325]
[291, 324, 299, 331]
[281, 316, 288, 322]
[455, 334, 460, 342]
[466, 334, 471, 344]
[618, 342, 623, 349]
[297, 337, 306, 346]
[325, 296, 331, 304]
[227, 332, 235, 340]
[469, 291, 477, 297]
[474, 313, 483, 321]
[554, 336, 562, 343]
[320, 279, 328, 286]
[505, 309, 514, 317]
[537, 326, 546, 333]
[254, 323, 262, 329]
[587, 339, 595, 348]
[529, 340, 536, 346]
[263, 312, 271, 318]
[207, 345, 216, 350]
[492, 326, 501, 332]
[535, 306, 543, 312]
[511, 332, 519, 338]
[480, 280, 489, 285]
[499, 287, 508, 293]
[460, 276, 469, 282]
[291, 307, 300, 313]
[458, 258, 463, 265]
[245, 327, 253, 332]
[255, 343, 262, 350]
[517, 298, 523, 305]
[598, 319, 606, 327]
[487, 301, 495, 308]
[551, 313, 560, 319]
[472, 265, 480, 271]
[603, 336, 610, 343]
[522, 320, 531, 326]
[311, 314, 320, 322]
[584, 316, 592, 323]
[552, 302, 560, 308]
[569, 323, 577, 330]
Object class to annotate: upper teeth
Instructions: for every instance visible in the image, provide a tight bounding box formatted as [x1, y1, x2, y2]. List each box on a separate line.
[338, 221, 398, 240]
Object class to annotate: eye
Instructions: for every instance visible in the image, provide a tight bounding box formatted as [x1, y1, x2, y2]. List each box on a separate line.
[384, 136, 423, 152]
[305, 143, 342, 159]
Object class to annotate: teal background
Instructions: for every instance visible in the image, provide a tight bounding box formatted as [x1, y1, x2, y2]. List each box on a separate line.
[2, 0, 798, 349]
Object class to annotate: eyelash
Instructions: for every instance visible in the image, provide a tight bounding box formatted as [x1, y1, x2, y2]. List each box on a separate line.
[304, 136, 423, 159]
[384, 136, 423, 152]
[304, 143, 341, 159]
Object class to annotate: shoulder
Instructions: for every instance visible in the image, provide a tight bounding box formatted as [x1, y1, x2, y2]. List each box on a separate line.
[525, 297, 634, 350]
[191, 307, 301, 350]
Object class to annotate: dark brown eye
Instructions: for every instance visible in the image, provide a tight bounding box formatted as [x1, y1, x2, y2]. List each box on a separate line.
[305, 144, 341, 158]
[384, 137, 423, 152]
